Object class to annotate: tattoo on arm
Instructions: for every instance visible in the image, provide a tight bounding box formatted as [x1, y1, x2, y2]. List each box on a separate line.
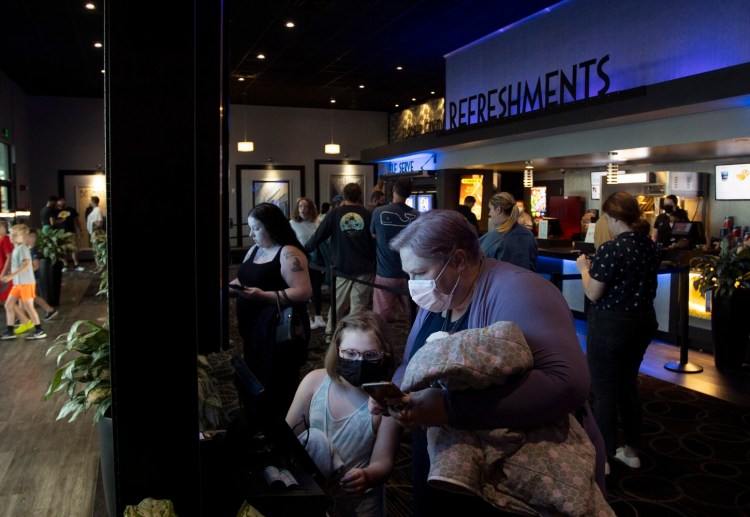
[291, 257, 304, 272]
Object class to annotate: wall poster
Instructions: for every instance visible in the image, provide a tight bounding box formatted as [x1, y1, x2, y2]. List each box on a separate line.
[236, 165, 305, 248]
[252, 180, 290, 218]
[314, 160, 377, 209]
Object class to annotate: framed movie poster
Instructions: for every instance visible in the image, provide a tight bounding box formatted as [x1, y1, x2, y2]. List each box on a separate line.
[236, 165, 305, 247]
[252, 180, 290, 217]
[314, 160, 377, 208]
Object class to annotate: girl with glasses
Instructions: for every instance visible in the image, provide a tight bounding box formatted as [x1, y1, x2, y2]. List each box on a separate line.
[285, 311, 400, 517]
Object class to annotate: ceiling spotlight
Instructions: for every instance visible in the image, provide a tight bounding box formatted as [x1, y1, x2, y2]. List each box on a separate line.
[396, 66, 403, 71]
[100, 69, 105, 74]
[256, 53, 266, 60]
[411, 97, 416, 102]
[85, 3, 96, 9]
[394, 103, 400, 108]
[358, 84, 365, 89]
[94, 42, 102, 48]
[238, 77, 245, 82]
[430, 91, 435, 95]
[285, 21, 295, 28]
[330, 98, 336, 104]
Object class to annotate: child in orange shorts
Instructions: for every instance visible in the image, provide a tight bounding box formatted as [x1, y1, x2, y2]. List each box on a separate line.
[1, 224, 46, 340]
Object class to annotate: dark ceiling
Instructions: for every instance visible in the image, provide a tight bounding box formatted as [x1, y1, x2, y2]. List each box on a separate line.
[0, 0, 561, 112]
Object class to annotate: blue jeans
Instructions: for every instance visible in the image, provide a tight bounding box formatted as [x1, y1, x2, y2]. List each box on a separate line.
[586, 307, 657, 456]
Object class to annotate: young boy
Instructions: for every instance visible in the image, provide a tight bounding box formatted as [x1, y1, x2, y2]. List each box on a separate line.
[1, 224, 47, 340]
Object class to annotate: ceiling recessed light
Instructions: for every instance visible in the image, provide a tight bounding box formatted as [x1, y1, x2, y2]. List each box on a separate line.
[330, 98, 336, 104]
[430, 91, 435, 95]
[396, 66, 403, 71]
[94, 42, 102, 48]
[358, 84, 365, 89]
[238, 77, 245, 82]
[394, 104, 399, 108]
[100, 69, 105, 74]
[411, 98, 416, 102]
[285, 21, 295, 28]
[85, 3, 96, 10]
[257, 53, 266, 60]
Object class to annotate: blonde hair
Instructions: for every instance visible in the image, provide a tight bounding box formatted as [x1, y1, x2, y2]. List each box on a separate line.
[488, 191, 519, 234]
[324, 311, 395, 381]
[10, 224, 30, 237]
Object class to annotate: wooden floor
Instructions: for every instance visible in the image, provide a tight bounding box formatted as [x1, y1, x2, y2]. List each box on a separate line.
[0, 269, 107, 517]
[0, 272, 747, 517]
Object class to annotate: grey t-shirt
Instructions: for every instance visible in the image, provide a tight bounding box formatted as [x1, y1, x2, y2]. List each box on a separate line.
[11, 244, 36, 285]
[370, 202, 419, 278]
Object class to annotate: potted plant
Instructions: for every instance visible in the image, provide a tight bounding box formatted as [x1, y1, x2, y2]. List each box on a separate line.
[35, 227, 77, 306]
[691, 238, 750, 369]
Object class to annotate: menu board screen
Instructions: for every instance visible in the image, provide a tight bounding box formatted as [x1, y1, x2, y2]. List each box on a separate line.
[715, 164, 750, 200]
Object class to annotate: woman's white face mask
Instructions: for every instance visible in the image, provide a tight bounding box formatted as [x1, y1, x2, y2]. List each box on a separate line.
[407, 254, 460, 313]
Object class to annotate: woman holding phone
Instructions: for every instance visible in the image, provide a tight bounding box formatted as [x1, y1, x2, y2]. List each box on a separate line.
[371, 209, 607, 516]
[286, 311, 400, 517]
[230, 202, 312, 418]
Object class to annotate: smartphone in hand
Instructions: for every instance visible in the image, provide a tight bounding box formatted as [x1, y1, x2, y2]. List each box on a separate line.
[229, 283, 245, 291]
[361, 382, 405, 414]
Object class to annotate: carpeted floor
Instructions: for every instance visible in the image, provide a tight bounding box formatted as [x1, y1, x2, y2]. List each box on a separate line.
[209, 272, 750, 516]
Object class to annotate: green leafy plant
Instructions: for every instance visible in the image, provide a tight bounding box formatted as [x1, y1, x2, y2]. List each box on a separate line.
[44, 320, 111, 424]
[91, 230, 108, 296]
[691, 239, 750, 299]
[36, 227, 77, 265]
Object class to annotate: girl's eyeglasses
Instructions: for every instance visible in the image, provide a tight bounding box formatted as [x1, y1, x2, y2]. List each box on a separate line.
[338, 348, 386, 363]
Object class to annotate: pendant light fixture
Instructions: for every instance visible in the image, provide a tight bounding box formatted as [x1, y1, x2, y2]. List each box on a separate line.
[325, 103, 340, 154]
[237, 93, 254, 152]
[523, 161, 534, 187]
[606, 151, 619, 184]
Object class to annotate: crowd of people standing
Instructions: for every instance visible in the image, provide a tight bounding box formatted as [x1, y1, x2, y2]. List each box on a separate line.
[228, 181, 671, 516]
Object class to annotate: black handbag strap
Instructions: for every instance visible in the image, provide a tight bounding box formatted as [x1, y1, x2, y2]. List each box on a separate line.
[274, 290, 283, 318]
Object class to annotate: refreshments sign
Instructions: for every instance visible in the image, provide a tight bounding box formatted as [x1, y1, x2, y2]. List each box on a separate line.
[445, 0, 750, 130]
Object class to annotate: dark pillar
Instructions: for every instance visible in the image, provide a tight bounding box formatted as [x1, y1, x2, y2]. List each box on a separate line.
[105, 0, 227, 515]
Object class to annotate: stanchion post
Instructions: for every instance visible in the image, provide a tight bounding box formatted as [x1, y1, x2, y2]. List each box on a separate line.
[664, 265, 703, 373]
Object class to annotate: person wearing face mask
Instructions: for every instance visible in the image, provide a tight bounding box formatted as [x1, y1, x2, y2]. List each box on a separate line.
[650, 194, 688, 247]
[373, 209, 607, 517]
[286, 311, 400, 517]
[515, 199, 534, 230]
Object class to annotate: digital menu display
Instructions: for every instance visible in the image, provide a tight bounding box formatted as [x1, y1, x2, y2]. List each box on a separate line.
[715, 164, 750, 200]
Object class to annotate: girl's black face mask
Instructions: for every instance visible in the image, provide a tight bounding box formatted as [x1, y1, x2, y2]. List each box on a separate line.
[336, 358, 388, 387]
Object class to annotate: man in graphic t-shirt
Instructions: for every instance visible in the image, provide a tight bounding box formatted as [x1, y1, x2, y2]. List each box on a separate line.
[370, 177, 419, 322]
[305, 182, 375, 341]
[53, 197, 84, 272]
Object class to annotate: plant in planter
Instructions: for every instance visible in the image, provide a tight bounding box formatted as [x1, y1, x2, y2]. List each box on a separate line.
[35, 227, 77, 306]
[44, 320, 111, 423]
[691, 238, 750, 368]
[36, 227, 77, 266]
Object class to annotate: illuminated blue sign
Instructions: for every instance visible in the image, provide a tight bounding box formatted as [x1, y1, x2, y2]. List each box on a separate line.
[379, 153, 436, 175]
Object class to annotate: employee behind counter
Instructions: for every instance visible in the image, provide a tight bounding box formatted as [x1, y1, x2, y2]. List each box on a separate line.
[650, 196, 704, 251]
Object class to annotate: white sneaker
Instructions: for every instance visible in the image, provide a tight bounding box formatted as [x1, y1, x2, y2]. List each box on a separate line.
[614, 447, 641, 469]
[311, 315, 326, 329]
[75, 266, 85, 272]
[61, 267, 69, 273]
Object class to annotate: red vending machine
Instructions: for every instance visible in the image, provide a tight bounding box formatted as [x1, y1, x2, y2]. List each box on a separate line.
[547, 196, 584, 239]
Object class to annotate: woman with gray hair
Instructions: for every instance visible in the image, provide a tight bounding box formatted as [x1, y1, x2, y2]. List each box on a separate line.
[479, 191, 538, 271]
[369, 209, 606, 516]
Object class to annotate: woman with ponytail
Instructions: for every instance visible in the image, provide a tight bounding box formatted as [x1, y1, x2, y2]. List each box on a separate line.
[479, 191, 538, 271]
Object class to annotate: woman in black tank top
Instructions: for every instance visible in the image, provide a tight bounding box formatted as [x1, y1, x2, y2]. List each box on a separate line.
[231, 203, 312, 418]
